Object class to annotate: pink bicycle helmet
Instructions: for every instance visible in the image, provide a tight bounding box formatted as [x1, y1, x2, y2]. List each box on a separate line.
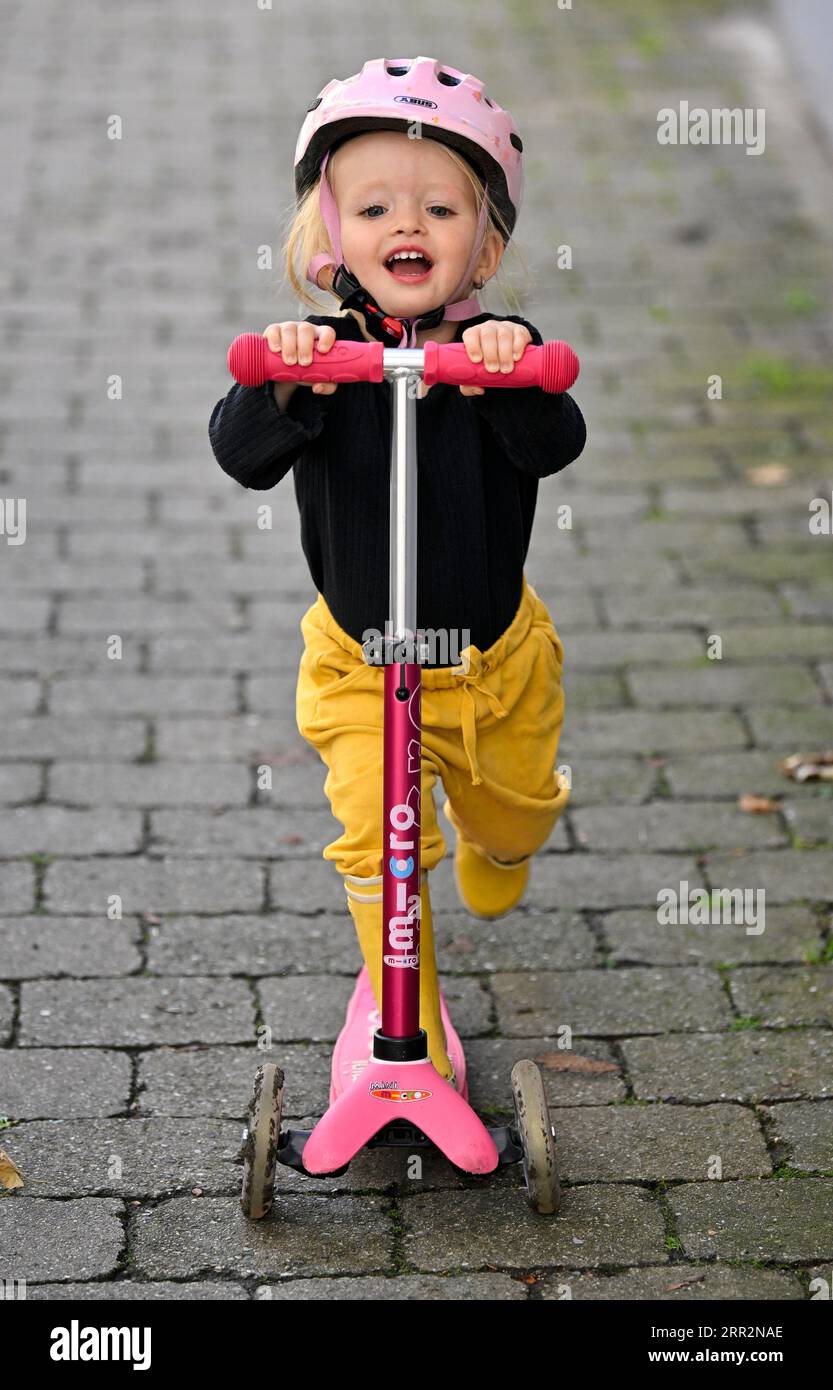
[293, 57, 524, 346]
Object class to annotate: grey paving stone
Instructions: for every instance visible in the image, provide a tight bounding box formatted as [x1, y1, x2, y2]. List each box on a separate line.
[58, 598, 237, 636]
[0, 916, 141, 978]
[256, 974, 362, 1044]
[703, 849, 833, 905]
[401, 1187, 667, 1270]
[563, 671, 627, 709]
[1, 808, 143, 855]
[132, 1194, 393, 1279]
[137, 1044, 332, 1120]
[721, 625, 833, 661]
[729, 965, 833, 1028]
[680, 546, 833, 585]
[146, 913, 359, 976]
[783, 801, 833, 846]
[492, 967, 731, 1037]
[628, 664, 822, 707]
[670, 1178, 833, 1262]
[567, 756, 656, 806]
[465, 1037, 626, 1109]
[584, 520, 750, 556]
[0, 982, 15, 1044]
[539, 1265, 804, 1300]
[624, 1030, 833, 1103]
[149, 808, 337, 858]
[44, 858, 265, 914]
[781, 584, 833, 619]
[19, 978, 255, 1047]
[562, 710, 747, 754]
[8, 1118, 242, 1197]
[267, 860, 345, 914]
[0, 678, 41, 713]
[0, 638, 145, 676]
[0, 598, 51, 634]
[524, 854, 705, 910]
[27, 1281, 249, 1300]
[51, 675, 237, 716]
[0, 863, 36, 912]
[665, 750, 822, 799]
[572, 802, 787, 852]
[602, 587, 783, 628]
[762, 1101, 833, 1172]
[438, 910, 597, 972]
[0, 717, 146, 759]
[0, 1049, 132, 1119]
[556, 1103, 770, 1182]
[603, 904, 824, 966]
[0, 764, 41, 803]
[262, 1273, 527, 1299]
[663, 486, 820, 520]
[563, 631, 704, 669]
[150, 634, 304, 674]
[0, 1198, 124, 1282]
[747, 707, 833, 747]
[48, 761, 253, 808]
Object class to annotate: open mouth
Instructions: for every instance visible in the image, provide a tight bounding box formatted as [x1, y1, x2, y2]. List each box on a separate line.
[384, 250, 434, 283]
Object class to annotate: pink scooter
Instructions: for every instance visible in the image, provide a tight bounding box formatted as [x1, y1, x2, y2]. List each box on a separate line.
[226, 330, 580, 1218]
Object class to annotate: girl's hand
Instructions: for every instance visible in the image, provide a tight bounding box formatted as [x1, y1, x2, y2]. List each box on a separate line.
[263, 321, 339, 395]
[419, 321, 533, 397]
[458, 321, 533, 396]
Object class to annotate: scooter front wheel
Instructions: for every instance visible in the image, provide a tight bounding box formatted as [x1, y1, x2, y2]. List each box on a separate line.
[240, 1062, 284, 1220]
[510, 1059, 560, 1215]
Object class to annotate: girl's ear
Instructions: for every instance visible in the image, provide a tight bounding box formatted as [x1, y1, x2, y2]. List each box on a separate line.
[475, 229, 504, 287]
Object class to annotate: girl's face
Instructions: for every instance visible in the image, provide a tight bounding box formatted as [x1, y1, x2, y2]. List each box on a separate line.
[328, 131, 502, 313]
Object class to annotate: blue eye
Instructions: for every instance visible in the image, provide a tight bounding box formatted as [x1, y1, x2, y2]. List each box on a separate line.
[429, 206, 453, 217]
[361, 205, 385, 217]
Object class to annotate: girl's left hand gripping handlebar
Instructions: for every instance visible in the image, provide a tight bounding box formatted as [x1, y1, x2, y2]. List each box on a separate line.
[227, 334, 580, 394]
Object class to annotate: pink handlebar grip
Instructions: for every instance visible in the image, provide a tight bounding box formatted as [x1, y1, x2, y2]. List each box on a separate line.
[423, 339, 579, 393]
[227, 333, 385, 387]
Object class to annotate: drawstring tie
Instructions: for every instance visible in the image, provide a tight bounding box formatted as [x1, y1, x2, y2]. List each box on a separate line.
[449, 649, 509, 786]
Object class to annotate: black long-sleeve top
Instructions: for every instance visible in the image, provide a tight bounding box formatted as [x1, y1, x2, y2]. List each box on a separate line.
[209, 310, 586, 665]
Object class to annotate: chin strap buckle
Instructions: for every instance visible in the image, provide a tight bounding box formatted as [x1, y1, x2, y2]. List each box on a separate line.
[332, 264, 447, 347]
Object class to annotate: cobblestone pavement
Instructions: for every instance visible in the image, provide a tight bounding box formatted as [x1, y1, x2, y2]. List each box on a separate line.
[1, 0, 831, 1300]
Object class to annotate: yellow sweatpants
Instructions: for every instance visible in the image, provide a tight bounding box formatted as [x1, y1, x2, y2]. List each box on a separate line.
[295, 573, 570, 879]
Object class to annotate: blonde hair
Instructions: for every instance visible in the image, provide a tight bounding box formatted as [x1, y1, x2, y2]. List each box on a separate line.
[276, 138, 530, 317]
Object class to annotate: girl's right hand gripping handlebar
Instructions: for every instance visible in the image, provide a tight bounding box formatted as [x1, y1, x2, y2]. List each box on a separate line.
[227, 333, 580, 394]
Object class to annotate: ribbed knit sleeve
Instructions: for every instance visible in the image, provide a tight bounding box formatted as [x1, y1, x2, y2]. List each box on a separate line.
[208, 380, 333, 491]
[465, 314, 587, 479]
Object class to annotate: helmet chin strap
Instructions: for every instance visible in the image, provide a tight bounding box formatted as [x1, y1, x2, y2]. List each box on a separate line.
[306, 149, 487, 348]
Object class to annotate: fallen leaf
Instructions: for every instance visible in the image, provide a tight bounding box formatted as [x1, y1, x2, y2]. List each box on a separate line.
[738, 793, 781, 814]
[0, 1150, 24, 1190]
[665, 1273, 706, 1291]
[746, 464, 792, 486]
[781, 751, 833, 783]
[535, 1052, 620, 1075]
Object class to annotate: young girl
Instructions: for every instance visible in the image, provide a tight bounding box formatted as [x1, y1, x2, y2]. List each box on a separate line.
[209, 57, 586, 1085]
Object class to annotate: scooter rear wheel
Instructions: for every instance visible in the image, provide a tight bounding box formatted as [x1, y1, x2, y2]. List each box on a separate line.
[240, 1063, 284, 1220]
[510, 1059, 560, 1215]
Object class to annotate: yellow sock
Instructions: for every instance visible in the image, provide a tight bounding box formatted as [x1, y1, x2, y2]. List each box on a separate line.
[345, 876, 452, 1080]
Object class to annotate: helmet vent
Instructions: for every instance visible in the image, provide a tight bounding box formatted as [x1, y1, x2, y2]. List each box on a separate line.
[437, 71, 461, 86]
[385, 64, 410, 76]
[306, 97, 322, 113]
[484, 97, 495, 107]
[510, 132, 523, 152]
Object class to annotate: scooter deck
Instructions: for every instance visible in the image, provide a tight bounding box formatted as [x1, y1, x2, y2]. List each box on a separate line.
[331, 965, 468, 1103]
